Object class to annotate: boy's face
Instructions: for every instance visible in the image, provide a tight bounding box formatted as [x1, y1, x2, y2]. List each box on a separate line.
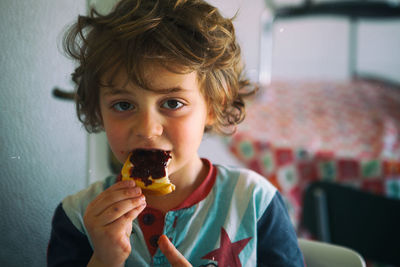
[99, 63, 214, 181]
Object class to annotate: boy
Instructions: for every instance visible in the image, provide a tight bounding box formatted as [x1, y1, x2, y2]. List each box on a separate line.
[48, 0, 304, 266]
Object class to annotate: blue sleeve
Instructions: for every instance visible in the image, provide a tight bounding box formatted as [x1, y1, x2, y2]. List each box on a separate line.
[257, 192, 305, 266]
[47, 203, 93, 267]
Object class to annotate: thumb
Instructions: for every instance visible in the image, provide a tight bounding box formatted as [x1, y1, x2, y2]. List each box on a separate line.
[158, 235, 192, 267]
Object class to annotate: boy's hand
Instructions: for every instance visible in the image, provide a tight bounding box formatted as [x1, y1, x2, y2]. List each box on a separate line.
[84, 180, 146, 267]
[158, 235, 192, 267]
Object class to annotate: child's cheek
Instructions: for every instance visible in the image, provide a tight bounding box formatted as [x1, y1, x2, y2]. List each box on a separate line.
[170, 118, 205, 151]
[105, 130, 128, 162]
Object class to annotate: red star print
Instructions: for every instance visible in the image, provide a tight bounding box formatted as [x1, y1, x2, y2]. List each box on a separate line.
[202, 227, 252, 267]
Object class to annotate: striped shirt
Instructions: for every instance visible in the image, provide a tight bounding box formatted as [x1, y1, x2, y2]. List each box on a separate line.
[48, 160, 304, 266]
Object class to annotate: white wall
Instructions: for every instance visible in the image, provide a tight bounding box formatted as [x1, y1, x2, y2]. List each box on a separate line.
[357, 19, 400, 82]
[267, 16, 400, 82]
[0, 1, 87, 266]
[270, 16, 351, 81]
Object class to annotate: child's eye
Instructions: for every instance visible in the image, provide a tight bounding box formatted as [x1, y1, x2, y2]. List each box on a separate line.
[112, 102, 134, 112]
[161, 99, 184, 110]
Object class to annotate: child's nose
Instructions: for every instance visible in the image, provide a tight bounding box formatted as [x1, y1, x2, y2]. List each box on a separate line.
[134, 110, 163, 139]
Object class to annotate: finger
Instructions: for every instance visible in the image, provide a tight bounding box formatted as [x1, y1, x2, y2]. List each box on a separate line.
[123, 202, 147, 221]
[158, 235, 192, 267]
[95, 180, 139, 201]
[94, 186, 143, 217]
[92, 180, 138, 204]
[99, 195, 146, 226]
[97, 180, 138, 201]
[123, 204, 147, 237]
[89, 181, 142, 216]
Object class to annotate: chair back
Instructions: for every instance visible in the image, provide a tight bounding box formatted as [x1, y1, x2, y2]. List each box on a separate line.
[298, 238, 366, 267]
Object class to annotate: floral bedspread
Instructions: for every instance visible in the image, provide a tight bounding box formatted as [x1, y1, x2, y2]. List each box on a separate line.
[228, 78, 400, 228]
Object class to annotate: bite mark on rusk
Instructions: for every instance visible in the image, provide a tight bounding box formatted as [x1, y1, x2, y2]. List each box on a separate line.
[121, 149, 175, 195]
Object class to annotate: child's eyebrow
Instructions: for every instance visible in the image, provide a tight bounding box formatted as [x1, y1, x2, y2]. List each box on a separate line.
[155, 86, 188, 94]
[101, 87, 131, 96]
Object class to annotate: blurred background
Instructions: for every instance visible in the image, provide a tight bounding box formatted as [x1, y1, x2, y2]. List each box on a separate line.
[1, 0, 400, 266]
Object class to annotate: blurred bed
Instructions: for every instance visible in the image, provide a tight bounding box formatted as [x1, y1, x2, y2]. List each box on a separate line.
[229, 77, 400, 226]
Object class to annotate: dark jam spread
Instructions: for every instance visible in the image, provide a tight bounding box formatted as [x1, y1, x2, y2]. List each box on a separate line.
[129, 149, 171, 186]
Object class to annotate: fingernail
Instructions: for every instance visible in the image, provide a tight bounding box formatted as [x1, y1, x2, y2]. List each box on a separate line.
[123, 180, 135, 187]
[157, 234, 165, 245]
[134, 187, 142, 194]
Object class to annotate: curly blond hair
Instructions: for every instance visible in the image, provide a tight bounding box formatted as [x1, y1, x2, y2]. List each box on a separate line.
[64, 0, 256, 134]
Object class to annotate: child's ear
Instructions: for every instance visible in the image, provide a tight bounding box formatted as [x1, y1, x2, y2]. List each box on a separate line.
[205, 106, 216, 127]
